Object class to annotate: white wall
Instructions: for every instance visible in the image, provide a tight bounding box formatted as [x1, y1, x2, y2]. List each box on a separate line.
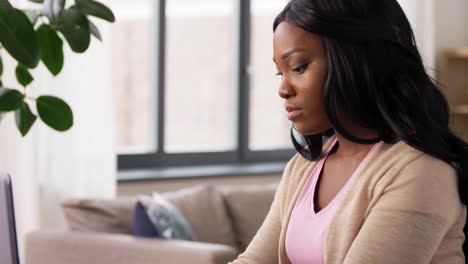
[398, 0, 468, 72]
[432, 0, 468, 66]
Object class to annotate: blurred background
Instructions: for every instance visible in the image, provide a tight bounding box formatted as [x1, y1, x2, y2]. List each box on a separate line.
[0, 0, 467, 262]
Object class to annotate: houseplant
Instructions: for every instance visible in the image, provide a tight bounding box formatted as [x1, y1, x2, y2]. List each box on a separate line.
[0, 0, 114, 136]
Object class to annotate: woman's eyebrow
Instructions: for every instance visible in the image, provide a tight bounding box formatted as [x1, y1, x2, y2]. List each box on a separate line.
[282, 48, 306, 60]
[273, 48, 307, 63]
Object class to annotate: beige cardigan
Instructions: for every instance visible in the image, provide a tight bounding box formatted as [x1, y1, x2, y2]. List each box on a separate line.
[229, 135, 466, 264]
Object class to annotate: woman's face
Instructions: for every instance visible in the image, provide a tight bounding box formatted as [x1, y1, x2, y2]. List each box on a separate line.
[273, 21, 331, 135]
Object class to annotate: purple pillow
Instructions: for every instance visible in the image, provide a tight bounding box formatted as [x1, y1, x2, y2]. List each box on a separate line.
[132, 201, 162, 238]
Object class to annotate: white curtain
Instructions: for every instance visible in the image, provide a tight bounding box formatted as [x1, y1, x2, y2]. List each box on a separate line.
[0, 4, 116, 259]
[34, 20, 116, 230]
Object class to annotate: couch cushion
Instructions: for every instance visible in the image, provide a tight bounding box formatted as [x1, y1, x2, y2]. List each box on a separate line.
[220, 183, 278, 251]
[161, 185, 238, 249]
[62, 196, 138, 234]
[61, 185, 238, 249]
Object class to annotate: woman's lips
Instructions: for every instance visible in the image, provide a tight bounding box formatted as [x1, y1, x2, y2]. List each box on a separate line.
[284, 105, 304, 120]
[287, 109, 304, 120]
[285, 105, 303, 120]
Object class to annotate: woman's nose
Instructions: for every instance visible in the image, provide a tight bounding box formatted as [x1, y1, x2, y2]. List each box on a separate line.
[278, 80, 295, 99]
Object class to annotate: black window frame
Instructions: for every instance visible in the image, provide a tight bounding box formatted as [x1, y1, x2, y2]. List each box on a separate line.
[117, 0, 295, 172]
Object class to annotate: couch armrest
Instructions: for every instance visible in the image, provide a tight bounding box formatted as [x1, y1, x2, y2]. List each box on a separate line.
[25, 231, 238, 264]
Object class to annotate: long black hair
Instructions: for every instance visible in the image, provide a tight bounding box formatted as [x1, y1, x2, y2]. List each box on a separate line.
[274, 0, 468, 256]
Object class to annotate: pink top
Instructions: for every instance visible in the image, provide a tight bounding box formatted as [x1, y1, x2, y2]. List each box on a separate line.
[285, 138, 383, 264]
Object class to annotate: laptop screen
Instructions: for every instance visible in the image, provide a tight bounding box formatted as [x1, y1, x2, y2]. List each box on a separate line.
[0, 173, 20, 264]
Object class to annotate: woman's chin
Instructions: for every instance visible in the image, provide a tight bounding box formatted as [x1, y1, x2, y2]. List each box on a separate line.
[294, 124, 313, 135]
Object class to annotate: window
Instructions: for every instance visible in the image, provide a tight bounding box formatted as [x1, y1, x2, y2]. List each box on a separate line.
[165, 0, 236, 152]
[249, 0, 290, 150]
[112, 0, 294, 172]
[112, 0, 157, 154]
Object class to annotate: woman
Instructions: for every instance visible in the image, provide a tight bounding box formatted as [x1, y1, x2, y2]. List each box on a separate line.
[229, 0, 468, 263]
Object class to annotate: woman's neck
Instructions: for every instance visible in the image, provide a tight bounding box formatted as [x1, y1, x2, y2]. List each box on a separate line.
[331, 129, 380, 160]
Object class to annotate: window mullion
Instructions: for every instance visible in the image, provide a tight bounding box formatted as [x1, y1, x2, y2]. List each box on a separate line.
[155, 0, 166, 154]
[237, 0, 252, 163]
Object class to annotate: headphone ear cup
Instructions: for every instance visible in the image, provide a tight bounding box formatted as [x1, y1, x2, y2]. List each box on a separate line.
[305, 134, 323, 159]
[291, 124, 307, 147]
[290, 126, 324, 160]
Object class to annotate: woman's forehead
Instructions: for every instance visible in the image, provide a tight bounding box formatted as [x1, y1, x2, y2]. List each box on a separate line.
[273, 22, 324, 59]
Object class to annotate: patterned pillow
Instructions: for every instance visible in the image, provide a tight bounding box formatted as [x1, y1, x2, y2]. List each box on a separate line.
[132, 201, 161, 238]
[143, 193, 196, 241]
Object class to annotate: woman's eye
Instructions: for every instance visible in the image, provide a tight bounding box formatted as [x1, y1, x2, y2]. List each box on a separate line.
[292, 63, 308, 74]
[275, 63, 308, 76]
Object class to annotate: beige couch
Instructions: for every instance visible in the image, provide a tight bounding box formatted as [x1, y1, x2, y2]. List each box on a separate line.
[24, 183, 278, 264]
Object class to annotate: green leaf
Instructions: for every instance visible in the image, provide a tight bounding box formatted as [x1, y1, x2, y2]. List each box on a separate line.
[43, 0, 66, 23]
[0, 55, 3, 76]
[0, 88, 24, 112]
[76, 0, 115, 22]
[28, 0, 44, 3]
[16, 65, 34, 87]
[36, 24, 64, 75]
[88, 19, 102, 41]
[0, 9, 40, 68]
[58, 7, 91, 53]
[24, 10, 39, 26]
[0, 0, 17, 29]
[36, 95, 73, 131]
[15, 102, 37, 136]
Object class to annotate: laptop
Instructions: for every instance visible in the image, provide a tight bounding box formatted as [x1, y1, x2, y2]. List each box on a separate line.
[0, 173, 20, 264]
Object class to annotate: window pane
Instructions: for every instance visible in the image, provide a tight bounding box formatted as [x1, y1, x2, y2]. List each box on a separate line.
[249, 0, 291, 150]
[111, 0, 156, 153]
[165, 0, 236, 153]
